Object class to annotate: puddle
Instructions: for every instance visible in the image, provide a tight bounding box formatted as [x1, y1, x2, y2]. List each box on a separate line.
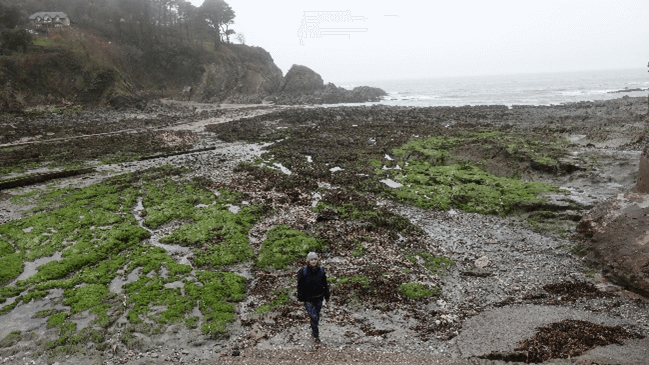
[15, 251, 63, 281]
[317, 182, 333, 189]
[109, 275, 127, 294]
[226, 204, 240, 214]
[191, 305, 204, 320]
[380, 179, 403, 188]
[330, 167, 344, 172]
[569, 134, 587, 142]
[272, 163, 292, 175]
[149, 241, 193, 265]
[311, 192, 322, 208]
[164, 281, 184, 289]
[71, 310, 97, 330]
[22, 226, 34, 233]
[0, 289, 65, 340]
[382, 165, 402, 170]
[132, 197, 193, 266]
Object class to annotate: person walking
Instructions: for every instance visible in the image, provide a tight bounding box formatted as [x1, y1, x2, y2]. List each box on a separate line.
[297, 252, 330, 345]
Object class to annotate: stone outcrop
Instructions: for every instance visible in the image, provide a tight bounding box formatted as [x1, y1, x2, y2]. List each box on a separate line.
[633, 146, 649, 194]
[187, 60, 387, 105]
[263, 65, 387, 105]
[184, 44, 284, 103]
[280, 64, 325, 94]
[577, 147, 649, 297]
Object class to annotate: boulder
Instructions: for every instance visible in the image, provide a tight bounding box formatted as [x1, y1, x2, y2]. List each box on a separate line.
[109, 94, 147, 111]
[576, 147, 649, 297]
[633, 146, 649, 194]
[577, 191, 649, 297]
[280, 64, 325, 94]
[350, 86, 388, 102]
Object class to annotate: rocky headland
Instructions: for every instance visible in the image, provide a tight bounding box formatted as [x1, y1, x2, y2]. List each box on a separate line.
[181, 62, 387, 106]
[0, 96, 648, 365]
[0, 31, 387, 113]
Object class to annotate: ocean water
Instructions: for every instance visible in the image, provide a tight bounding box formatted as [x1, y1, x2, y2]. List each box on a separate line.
[340, 68, 649, 107]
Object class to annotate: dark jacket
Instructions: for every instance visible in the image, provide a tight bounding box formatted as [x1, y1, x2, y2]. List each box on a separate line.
[297, 265, 330, 302]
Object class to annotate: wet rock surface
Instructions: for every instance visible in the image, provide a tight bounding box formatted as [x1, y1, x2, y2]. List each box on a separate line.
[577, 190, 649, 297]
[0, 98, 648, 365]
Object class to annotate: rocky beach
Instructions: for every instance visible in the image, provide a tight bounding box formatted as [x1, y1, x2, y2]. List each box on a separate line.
[0, 96, 648, 365]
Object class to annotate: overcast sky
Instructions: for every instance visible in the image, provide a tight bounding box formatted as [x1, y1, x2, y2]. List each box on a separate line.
[188, 0, 649, 84]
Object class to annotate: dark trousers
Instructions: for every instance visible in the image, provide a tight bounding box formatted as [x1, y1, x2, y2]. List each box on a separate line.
[304, 298, 323, 338]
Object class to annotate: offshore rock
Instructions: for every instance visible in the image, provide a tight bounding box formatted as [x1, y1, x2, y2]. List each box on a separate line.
[270, 65, 387, 105]
[273, 82, 387, 105]
[280, 64, 325, 94]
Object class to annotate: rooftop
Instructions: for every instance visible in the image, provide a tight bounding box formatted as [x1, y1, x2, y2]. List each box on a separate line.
[29, 12, 68, 20]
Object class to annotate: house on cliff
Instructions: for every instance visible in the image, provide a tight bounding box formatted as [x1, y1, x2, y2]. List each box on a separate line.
[28, 12, 70, 30]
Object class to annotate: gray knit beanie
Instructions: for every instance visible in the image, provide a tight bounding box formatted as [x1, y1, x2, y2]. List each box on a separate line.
[306, 252, 318, 261]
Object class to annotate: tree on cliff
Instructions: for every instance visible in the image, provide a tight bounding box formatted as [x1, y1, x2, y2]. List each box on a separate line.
[0, 1, 21, 31]
[199, 0, 235, 45]
[1, 29, 32, 53]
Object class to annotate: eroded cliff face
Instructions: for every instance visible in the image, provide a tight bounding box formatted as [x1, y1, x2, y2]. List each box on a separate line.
[182, 44, 284, 103]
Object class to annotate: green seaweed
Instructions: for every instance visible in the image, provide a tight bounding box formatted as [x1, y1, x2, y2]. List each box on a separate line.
[255, 290, 291, 314]
[0, 167, 260, 353]
[47, 312, 69, 327]
[0, 253, 23, 284]
[386, 162, 555, 215]
[256, 225, 325, 270]
[398, 282, 439, 299]
[406, 253, 455, 275]
[0, 331, 21, 348]
[330, 275, 370, 288]
[161, 203, 263, 268]
[384, 132, 564, 215]
[64, 284, 108, 314]
[184, 271, 246, 336]
[124, 275, 194, 324]
[350, 244, 366, 257]
[0, 239, 15, 257]
[141, 179, 215, 229]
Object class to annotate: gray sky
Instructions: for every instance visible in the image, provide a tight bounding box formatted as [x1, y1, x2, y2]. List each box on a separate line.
[188, 0, 649, 83]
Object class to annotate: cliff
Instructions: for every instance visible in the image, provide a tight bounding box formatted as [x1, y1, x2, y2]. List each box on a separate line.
[180, 44, 284, 104]
[183, 54, 387, 105]
[0, 30, 385, 112]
